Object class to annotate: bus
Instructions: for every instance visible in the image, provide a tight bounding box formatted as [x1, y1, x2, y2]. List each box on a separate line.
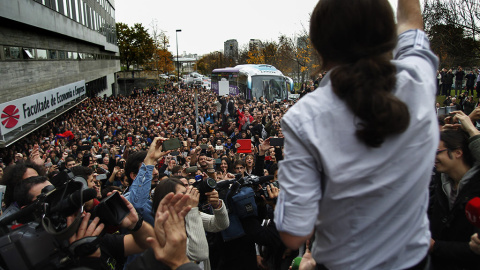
[211, 64, 294, 102]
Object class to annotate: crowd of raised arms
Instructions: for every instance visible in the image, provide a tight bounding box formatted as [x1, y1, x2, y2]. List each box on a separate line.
[1, 0, 480, 269]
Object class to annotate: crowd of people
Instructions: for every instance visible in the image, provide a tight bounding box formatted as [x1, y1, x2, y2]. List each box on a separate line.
[1, 0, 480, 269]
[0, 81, 298, 270]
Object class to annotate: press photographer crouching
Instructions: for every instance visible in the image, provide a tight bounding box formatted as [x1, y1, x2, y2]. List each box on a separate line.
[0, 168, 154, 270]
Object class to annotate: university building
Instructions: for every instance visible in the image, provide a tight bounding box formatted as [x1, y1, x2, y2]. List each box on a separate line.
[0, 0, 120, 146]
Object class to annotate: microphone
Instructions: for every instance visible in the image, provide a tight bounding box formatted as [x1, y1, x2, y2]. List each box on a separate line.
[216, 179, 235, 190]
[49, 188, 98, 216]
[257, 175, 275, 185]
[465, 197, 480, 228]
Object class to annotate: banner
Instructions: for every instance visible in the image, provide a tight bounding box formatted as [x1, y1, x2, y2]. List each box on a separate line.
[0, 80, 85, 136]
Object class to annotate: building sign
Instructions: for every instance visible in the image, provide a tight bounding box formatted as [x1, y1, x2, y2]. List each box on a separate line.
[0, 80, 85, 135]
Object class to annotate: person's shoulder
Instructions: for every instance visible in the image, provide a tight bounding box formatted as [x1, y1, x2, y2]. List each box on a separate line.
[282, 87, 333, 125]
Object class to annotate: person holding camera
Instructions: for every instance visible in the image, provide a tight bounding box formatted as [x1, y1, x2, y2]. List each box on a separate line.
[275, 0, 439, 269]
[128, 177, 228, 270]
[10, 174, 154, 270]
[64, 191, 154, 270]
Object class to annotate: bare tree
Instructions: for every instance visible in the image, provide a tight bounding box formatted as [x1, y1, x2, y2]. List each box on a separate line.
[423, 0, 480, 66]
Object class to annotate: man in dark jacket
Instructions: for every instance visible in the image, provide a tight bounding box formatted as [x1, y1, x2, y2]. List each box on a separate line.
[466, 70, 476, 96]
[443, 69, 455, 97]
[455, 66, 466, 97]
[429, 117, 480, 270]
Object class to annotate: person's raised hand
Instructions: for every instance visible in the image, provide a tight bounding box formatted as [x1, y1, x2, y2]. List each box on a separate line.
[469, 106, 480, 122]
[449, 110, 480, 137]
[186, 186, 200, 208]
[146, 192, 191, 269]
[29, 144, 45, 166]
[145, 137, 169, 165]
[258, 138, 271, 156]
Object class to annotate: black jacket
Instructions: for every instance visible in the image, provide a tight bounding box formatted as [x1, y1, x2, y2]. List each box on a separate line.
[429, 169, 480, 270]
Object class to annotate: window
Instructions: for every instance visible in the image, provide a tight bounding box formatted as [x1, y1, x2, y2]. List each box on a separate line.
[67, 51, 77, 59]
[58, 50, 66, 59]
[37, 49, 48, 59]
[4, 47, 21, 59]
[74, 0, 79, 23]
[23, 48, 35, 59]
[48, 50, 57, 60]
[62, 0, 68, 16]
[69, 0, 74, 20]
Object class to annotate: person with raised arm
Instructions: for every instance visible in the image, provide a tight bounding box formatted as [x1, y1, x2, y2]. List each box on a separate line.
[275, 0, 438, 269]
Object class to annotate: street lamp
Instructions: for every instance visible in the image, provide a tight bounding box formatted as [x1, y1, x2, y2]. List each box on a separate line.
[176, 29, 182, 83]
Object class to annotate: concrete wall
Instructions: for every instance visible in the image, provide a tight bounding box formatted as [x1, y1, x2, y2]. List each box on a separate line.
[0, 18, 120, 103]
[0, 58, 119, 102]
[0, 0, 118, 53]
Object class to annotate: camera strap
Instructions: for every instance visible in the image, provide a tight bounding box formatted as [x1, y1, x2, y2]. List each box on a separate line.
[69, 235, 104, 257]
[42, 207, 83, 241]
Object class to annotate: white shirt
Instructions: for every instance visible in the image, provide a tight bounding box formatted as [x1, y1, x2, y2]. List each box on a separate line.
[274, 30, 439, 270]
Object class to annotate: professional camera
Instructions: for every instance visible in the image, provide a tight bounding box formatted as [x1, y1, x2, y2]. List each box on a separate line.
[216, 174, 274, 242]
[235, 174, 276, 199]
[0, 169, 130, 270]
[192, 175, 217, 204]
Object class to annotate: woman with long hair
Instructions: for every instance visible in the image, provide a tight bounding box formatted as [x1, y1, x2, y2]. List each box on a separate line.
[150, 178, 229, 270]
[274, 0, 439, 269]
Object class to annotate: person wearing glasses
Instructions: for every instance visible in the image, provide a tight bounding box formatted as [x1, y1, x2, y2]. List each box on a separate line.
[233, 160, 246, 177]
[429, 111, 480, 269]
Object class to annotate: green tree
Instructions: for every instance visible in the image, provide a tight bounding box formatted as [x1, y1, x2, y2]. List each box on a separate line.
[116, 22, 155, 71]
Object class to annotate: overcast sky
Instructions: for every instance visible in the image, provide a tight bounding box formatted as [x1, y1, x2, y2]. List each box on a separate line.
[115, 0, 413, 57]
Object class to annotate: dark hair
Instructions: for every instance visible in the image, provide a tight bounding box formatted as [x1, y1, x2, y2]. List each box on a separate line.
[234, 160, 246, 169]
[440, 129, 474, 168]
[268, 163, 278, 176]
[310, 0, 409, 147]
[0, 161, 45, 206]
[14, 176, 49, 207]
[171, 165, 183, 175]
[221, 157, 233, 173]
[125, 151, 147, 183]
[70, 166, 93, 182]
[152, 178, 184, 214]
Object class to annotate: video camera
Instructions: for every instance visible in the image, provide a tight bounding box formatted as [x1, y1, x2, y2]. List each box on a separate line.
[0, 169, 130, 270]
[216, 174, 276, 242]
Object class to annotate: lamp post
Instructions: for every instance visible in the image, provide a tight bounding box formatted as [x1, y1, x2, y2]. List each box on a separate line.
[176, 29, 182, 83]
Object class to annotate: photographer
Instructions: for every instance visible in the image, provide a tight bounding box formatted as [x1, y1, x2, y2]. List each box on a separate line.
[0, 161, 45, 221]
[241, 182, 290, 270]
[10, 175, 154, 270]
[128, 177, 228, 270]
[63, 191, 154, 270]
